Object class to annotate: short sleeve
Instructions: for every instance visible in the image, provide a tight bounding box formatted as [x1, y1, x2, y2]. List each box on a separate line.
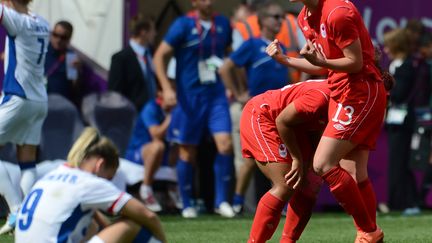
[164, 17, 187, 48]
[229, 39, 253, 67]
[81, 177, 132, 215]
[0, 4, 23, 36]
[142, 102, 161, 128]
[293, 89, 329, 119]
[231, 29, 245, 51]
[327, 7, 359, 49]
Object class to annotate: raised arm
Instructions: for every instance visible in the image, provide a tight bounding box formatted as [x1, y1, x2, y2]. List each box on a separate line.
[266, 39, 328, 76]
[301, 39, 363, 73]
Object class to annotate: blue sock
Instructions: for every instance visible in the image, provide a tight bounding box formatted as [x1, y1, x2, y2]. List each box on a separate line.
[18, 161, 37, 170]
[132, 227, 152, 243]
[213, 154, 234, 207]
[19, 160, 37, 195]
[233, 194, 245, 206]
[176, 159, 194, 209]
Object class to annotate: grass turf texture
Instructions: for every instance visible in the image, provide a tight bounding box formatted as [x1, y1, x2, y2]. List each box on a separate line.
[3, 211, 432, 242]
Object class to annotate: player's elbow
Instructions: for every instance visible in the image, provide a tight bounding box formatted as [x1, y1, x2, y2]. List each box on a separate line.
[275, 115, 288, 131]
[351, 60, 363, 73]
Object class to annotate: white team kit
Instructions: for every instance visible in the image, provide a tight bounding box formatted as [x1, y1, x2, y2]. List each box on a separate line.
[14, 164, 133, 243]
[0, 4, 49, 145]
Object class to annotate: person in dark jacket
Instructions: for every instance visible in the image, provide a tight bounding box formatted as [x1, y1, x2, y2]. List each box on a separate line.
[384, 28, 431, 214]
[108, 17, 157, 111]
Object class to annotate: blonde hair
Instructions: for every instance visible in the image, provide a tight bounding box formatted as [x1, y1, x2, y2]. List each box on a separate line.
[383, 28, 410, 57]
[67, 127, 119, 169]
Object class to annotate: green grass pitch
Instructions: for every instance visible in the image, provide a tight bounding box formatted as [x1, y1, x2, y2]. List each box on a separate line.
[3, 211, 432, 242]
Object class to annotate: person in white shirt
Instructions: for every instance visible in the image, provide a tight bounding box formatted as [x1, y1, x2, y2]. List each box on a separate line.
[0, 0, 50, 234]
[15, 127, 167, 243]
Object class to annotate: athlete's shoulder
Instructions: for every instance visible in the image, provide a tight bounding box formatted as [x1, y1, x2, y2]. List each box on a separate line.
[323, 0, 357, 18]
[214, 14, 231, 29]
[301, 79, 330, 92]
[172, 15, 194, 26]
[297, 7, 307, 26]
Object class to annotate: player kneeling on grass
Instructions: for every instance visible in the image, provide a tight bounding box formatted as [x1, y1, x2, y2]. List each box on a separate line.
[14, 127, 167, 243]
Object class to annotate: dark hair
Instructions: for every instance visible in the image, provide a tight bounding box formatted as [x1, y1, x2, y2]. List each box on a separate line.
[246, 0, 270, 11]
[15, 0, 32, 5]
[374, 45, 394, 91]
[257, 1, 282, 28]
[405, 19, 425, 35]
[55, 20, 74, 38]
[420, 30, 432, 48]
[130, 16, 154, 37]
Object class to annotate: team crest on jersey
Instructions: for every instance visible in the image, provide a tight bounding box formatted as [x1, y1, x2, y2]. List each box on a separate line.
[279, 144, 288, 158]
[333, 123, 345, 131]
[320, 23, 327, 38]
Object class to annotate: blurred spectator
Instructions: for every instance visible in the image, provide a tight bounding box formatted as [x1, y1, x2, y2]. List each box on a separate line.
[45, 20, 83, 106]
[418, 30, 432, 207]
[383, 28, 431, 214]
[231, 2, 254, 24]
[154, 0, 235, 218]
[232, 0, 305, 83]
[404, 19, 426, 55]
[125, 90, 176, 212]
[219, 1, 290, 213]
[108, 16, 157, 111]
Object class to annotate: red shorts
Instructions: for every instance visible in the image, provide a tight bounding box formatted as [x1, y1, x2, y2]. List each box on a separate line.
[240, 98, 312, 163]
[323, 80, 387, 150]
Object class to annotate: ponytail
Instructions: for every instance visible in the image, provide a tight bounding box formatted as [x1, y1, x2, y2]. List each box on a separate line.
[67, 127, 119, 169]
[374, 45, 395, 91]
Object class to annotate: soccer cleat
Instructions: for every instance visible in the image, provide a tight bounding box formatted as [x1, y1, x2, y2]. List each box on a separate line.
[355, 227, 384, 243]
[215, 202, 235, 218]
[181, 207, 198, 218]
[402, 207, 420, 216]
[232, 204, 243, 214]
[140, 185, 162, 212]
[0, 212, 16, 235]
[167, 188, 183, 210]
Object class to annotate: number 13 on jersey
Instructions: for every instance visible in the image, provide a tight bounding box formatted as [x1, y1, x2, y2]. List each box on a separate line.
[332, 103, 354, 126]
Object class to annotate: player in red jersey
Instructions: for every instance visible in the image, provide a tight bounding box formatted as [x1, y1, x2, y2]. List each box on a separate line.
[241, 80, 330, 243]
[266, 0, 386, 242]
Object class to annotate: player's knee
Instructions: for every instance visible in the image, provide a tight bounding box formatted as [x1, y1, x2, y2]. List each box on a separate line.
[152, 140, 166, 154]
[273, 183, 294, 201]
[216, 139, 233, 155]
[178, 146, 196, 162]
[312, 155, 332, 176]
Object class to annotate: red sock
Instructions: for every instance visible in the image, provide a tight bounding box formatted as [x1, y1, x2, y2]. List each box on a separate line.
[281, 191, 317, 243]
[322, 166, 375, 233]
[358, 179, 377, 230]
[248, 192, 285, 243]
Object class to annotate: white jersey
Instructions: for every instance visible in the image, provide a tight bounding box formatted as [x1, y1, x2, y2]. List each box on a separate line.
[15, 165, 132, 243]
[1, 4, 49, 102]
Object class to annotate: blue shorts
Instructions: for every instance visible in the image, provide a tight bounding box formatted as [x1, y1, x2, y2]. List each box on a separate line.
[168, 93, 231, 145]
[125, 142, 171, 166]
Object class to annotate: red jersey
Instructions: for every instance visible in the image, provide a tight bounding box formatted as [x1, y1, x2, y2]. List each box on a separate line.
[297, 0, 381, 99]
[240, 80, 331, 163]
[261, 79, 330, 130]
